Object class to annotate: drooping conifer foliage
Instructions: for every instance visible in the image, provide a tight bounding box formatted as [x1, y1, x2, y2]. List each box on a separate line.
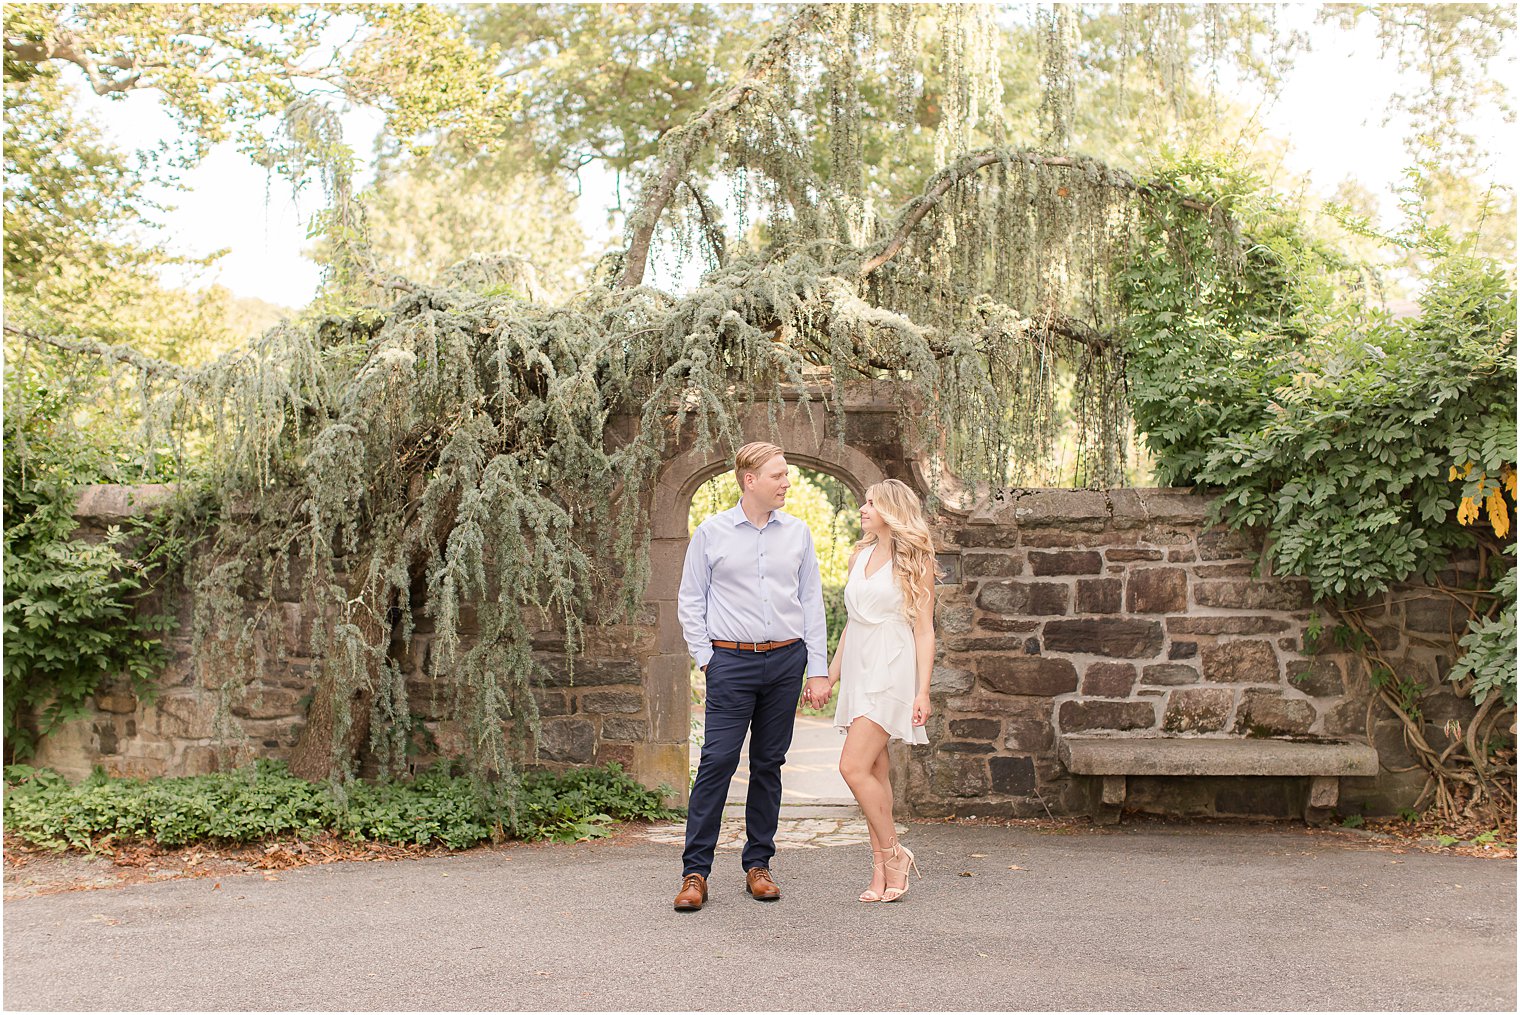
[5, 5, 1511, 815]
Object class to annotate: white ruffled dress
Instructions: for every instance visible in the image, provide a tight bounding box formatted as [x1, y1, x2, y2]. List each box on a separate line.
[833, 545, 928, 745]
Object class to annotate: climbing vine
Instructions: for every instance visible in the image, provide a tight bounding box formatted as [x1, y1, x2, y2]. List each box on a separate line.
[1118, 152, 1517, 823]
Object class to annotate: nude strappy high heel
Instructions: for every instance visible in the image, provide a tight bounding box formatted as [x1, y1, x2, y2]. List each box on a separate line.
[859, 847, 890, 902]
[881, 840, 920, 903]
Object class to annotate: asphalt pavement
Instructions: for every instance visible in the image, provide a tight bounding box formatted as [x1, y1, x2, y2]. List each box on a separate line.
[4, 818, 1514, 1011]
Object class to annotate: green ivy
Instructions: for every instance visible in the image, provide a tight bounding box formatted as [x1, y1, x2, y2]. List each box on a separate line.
[2, 760, 681, 851]
[2, 375, 184, 761]
[1119, 152, 1517, 710]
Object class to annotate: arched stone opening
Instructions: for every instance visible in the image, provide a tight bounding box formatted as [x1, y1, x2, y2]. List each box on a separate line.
[634, 389, 909, 803]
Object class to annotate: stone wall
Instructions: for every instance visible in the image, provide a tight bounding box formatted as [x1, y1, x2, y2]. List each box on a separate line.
[894, 487, 1481, 820]
[38, 474, 1483, 821]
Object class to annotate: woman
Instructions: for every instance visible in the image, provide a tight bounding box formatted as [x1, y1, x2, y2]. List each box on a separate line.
[821, 478, 939, 903]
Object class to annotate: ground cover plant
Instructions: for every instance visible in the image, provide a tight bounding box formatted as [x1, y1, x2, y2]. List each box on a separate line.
[3, 761, 679, 851]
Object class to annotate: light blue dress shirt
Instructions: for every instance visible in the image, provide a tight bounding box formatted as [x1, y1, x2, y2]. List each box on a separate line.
[678, 499, 829, 677]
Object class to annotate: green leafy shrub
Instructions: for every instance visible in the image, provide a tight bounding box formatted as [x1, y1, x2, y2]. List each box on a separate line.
[2, 375, 183, 761]
[2, 760, 680, 851]
[1119, 153, 1517, 715]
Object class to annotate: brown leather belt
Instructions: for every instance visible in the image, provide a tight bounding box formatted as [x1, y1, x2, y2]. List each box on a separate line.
[711, 638, 801, 653]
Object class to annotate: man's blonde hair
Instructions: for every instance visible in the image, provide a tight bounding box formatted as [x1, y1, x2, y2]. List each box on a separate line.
[734, 442, 785, 490]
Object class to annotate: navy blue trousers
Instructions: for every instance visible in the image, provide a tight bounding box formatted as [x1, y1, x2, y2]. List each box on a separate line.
[682, 641, 806, 877]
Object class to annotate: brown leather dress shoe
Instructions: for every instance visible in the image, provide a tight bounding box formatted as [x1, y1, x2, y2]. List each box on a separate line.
[745, 867, 781, 901]
[674, 872, 708, 911]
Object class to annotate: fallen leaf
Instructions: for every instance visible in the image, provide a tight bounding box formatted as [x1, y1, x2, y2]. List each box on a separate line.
[211, 882, 221, 890]
[1008, 865, 1026, 871]
[958, 871, 975, 877]
[264, 875, 280, 881]
[969, 853, 987, 858]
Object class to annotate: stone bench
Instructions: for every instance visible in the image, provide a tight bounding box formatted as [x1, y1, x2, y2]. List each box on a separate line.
[1058, 734, 1379, 825]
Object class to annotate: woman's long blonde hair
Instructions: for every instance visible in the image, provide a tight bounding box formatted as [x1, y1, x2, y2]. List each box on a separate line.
[855, 479, 942, 622]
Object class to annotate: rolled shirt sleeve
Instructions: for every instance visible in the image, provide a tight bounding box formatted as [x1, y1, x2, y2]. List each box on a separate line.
[677, 525, 714, 670]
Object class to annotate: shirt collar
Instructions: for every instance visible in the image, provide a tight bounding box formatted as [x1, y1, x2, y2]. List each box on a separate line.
[729, 498, 780, 528]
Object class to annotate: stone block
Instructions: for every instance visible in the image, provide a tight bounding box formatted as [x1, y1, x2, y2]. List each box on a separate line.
[1319, 699, 1367, 737]
[645, 654, 691, 743]
[176, 745, 222, 775]
[1163, 688, 1234, 733]
[1194, 563, 1255, 578]
[1127, 568, 1189, 614]
[973, 616, 1041, 634]
[944, 634, 1037, 653]
[989, 755, 1036, 795]
[538, 656, 641, 687]
[945, 693, 1051, 718]
[95, 689, 139, 714]
[533, 690, 571, 717]
[1141, 663, 1200, 686]
[953, 524, 1022, 548]
[1043, 619, 1164, 658]
[230, 687, 306, 720]
[936, 552, 962, 585]
[977, 581, 1069, 616]
[1287, 657, 1344, 697]
[595, 743, 636, 769]
[928, 756, 990, 797]
[930, 664, 975, 696]
[1076, 578, 1122, 614]
[1029, 550, 1102, 576]
[154, 693, 215, 739]
[1082, 662, 1136, 698]
[949, 718, 1002, 739]
[1200, 641, 1280, 684]
[1167, 616, 1290, 636]
[979, 489, 1109, 529]
[1004, 717, 1055, 752]
[961, 551, 1023, 578]
[979, 657, 1078, 696]
[1168, 641, 1198, 659]
[1404, 595, 1464, 634]
[940, 741, 996, 754]
[578, 690, 644, 714]
[1234, 689, 1316, 736]
[536, 718, 596, 763]
[654, 600, 687, 653]
[1196, 526, 1259, 560]
[1058, 700, 1157, 732]
[1106, 548, 1163, 562]
[1193, 579, 1312, 611]
[937, 599, 975, 634]
[633, 741, 690, 806]
[600, 716, 648, 742]
[1167, 549, 1196, 562]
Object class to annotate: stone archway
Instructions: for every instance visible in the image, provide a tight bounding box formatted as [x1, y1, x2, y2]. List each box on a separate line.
[633, 384, 911, 803]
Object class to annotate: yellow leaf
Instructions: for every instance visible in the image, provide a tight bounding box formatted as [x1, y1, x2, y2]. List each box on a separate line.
[1487, 489, 1510, 538]
[1504, 466, 1516, 499]
[1451, 461, 1475, 482]
[1458, 497, 1480, 526]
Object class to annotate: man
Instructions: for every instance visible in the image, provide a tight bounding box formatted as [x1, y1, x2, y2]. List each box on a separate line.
[673, 441, 833, 911]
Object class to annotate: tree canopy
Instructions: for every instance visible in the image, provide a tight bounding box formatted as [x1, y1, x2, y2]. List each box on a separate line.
[2, 4, 1513, 809]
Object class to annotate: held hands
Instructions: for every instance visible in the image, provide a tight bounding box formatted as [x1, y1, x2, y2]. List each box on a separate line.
[803, 675, 835, 709]
[912, 692, 932, 727]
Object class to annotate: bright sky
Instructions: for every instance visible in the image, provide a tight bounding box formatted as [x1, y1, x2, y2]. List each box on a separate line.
[72, 6, 1517, 309]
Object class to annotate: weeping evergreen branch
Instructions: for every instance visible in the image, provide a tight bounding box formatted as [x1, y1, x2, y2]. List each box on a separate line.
[8, 3, 1251, 790]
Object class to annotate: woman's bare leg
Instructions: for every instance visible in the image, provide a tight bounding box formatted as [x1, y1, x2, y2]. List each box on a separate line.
[839, 717, 895, 897]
